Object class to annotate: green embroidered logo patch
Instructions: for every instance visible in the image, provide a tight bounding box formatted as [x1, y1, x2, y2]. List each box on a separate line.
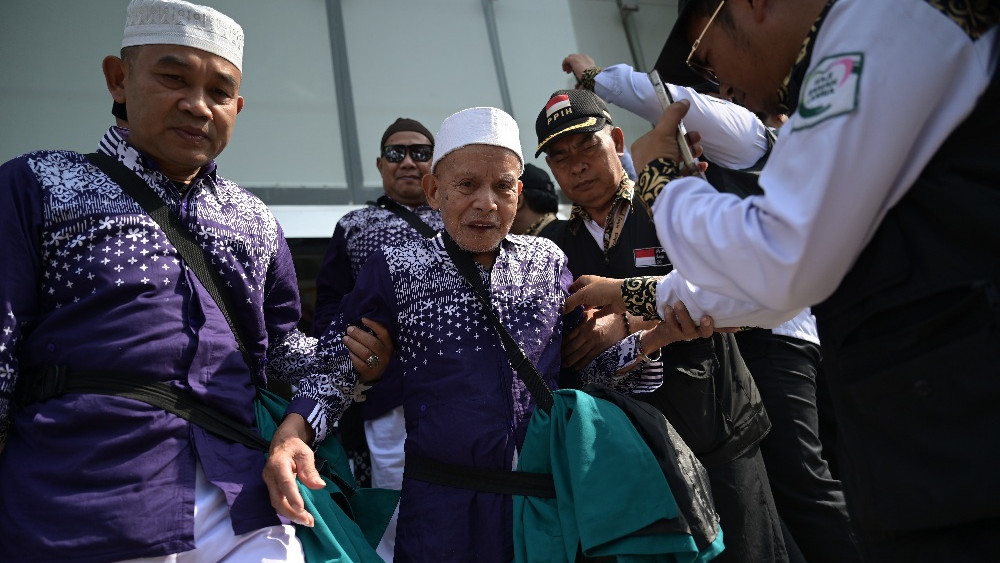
[794, 52, 863, 131]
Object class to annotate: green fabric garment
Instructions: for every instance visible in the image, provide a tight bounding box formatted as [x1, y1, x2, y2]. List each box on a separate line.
[255, 389, 400, 563]
[513, 389, 724, 562]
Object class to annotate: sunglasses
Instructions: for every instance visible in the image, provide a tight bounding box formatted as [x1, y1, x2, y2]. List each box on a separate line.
[382, 144, 433, 163]
[685, 0, 725, 86]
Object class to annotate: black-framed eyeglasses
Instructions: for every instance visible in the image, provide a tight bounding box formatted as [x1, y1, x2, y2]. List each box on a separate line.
[685, 0, 725, 86]
[381, 144, 433, 163]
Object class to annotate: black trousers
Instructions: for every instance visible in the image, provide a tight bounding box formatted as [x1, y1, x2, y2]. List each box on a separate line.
[855, 517, 1000, 562]
[706, 445, 788, 563]
[735, 329, 861, 563]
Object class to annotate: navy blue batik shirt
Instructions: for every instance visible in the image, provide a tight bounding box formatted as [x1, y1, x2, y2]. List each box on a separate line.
[290, 232, 659, 562]
[0, 127, 353, 562]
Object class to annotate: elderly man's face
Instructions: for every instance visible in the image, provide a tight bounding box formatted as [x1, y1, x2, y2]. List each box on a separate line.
[377, 130, 433, 206]
[423, 144, 522, 266]
[109, 44, 244, 182]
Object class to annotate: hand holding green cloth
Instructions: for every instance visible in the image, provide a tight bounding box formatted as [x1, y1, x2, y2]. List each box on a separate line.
[513, 389, 724, 562]
[255, 389, 400, 563]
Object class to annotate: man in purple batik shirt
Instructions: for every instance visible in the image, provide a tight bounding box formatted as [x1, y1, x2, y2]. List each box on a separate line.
[0, 1, 384, 561]
[266, 106, 716, 562]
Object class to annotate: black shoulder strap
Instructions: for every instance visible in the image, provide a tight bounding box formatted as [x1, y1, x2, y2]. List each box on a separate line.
[16, 366, 270, 452]
[440, 232, 554, 412]
[85, 152, 257, 377]
[372, 195, 438, 238]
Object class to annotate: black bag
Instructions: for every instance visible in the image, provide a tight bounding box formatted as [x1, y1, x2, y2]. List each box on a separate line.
[583, 383, 719, 549]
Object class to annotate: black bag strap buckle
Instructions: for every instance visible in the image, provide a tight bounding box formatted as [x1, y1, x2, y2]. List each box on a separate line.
[15, 364, 70, 406]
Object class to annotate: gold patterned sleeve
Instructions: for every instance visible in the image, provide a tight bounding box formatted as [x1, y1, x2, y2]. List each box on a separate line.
[578, 66, 603, 91]
[621, 276, 663, 320]
[635, 157, 683, 218]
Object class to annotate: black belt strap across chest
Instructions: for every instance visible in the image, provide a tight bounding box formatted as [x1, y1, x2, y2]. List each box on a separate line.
[85, 152, 258, 375]
[16, 365, 269, 452]
[370, 195, 438, 238]
[442, 231, 555, 412]
[404, 453, 556, 498]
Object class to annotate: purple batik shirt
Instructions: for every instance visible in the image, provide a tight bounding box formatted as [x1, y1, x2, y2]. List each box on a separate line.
[313, 200, 443, 420]
[289, 233, 659, 562]
[0, 127, 352, 562]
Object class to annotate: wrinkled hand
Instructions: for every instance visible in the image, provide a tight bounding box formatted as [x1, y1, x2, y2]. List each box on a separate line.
[263, 414, 324, 528]
[642, 301, 739, 350]
[618, 302, 730, 374]
[343, 317, 394, 384]
[565, 275, 628, 315]
[562, 53, 597, 83]
[563, 307, 626, 370]
[631, 100, 709, 175]
[640, 301, 716, 353]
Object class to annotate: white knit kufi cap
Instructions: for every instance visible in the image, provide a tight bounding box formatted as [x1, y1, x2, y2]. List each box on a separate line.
[431, 107, 524, 174]
[122, 0, 244, 72]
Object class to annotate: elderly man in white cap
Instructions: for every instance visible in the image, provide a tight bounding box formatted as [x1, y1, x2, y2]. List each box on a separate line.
[0, 1, 389, 561]
[266, 106, 712, 562]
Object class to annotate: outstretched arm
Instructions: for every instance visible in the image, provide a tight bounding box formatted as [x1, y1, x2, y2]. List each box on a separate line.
[564, 275, 636, 318]
[264, 254, 399, 525]
[561, 54, 770, 169]
[578, 299, 721, 394]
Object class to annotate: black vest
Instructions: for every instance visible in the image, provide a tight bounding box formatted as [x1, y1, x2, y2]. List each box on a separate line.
[703, 128, 772, 199]
[810, 45, 1000, 534]
[541, 194, 769, 467]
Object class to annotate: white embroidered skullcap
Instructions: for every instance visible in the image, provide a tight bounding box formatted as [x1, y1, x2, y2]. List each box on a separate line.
[431, 107, 524, 174]
[122, 0, 244, 72]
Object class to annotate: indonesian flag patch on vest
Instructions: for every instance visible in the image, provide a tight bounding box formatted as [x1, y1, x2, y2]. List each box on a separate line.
[634, 247, 669, 268]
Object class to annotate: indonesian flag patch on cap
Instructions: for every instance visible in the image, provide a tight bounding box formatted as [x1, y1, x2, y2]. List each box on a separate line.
[534, 89, 613, 157]
[545, 94, 572, 119]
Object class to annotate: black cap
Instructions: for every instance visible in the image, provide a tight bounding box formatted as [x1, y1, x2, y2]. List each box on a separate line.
[520, 163, 555, 195]
[534, 89, 613, 157]
[380, 117, 434, 150]
[653, 0, 709, 88]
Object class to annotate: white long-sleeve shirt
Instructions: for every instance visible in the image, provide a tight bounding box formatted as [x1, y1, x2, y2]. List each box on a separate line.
[594, 64, 770, 169]
[593, 63, 818, 342]
[650, 0, 998, 329]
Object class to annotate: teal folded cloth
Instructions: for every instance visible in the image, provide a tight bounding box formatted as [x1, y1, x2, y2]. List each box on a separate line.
[255, 389, 400, 562]
[513, 389, 724, 562]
